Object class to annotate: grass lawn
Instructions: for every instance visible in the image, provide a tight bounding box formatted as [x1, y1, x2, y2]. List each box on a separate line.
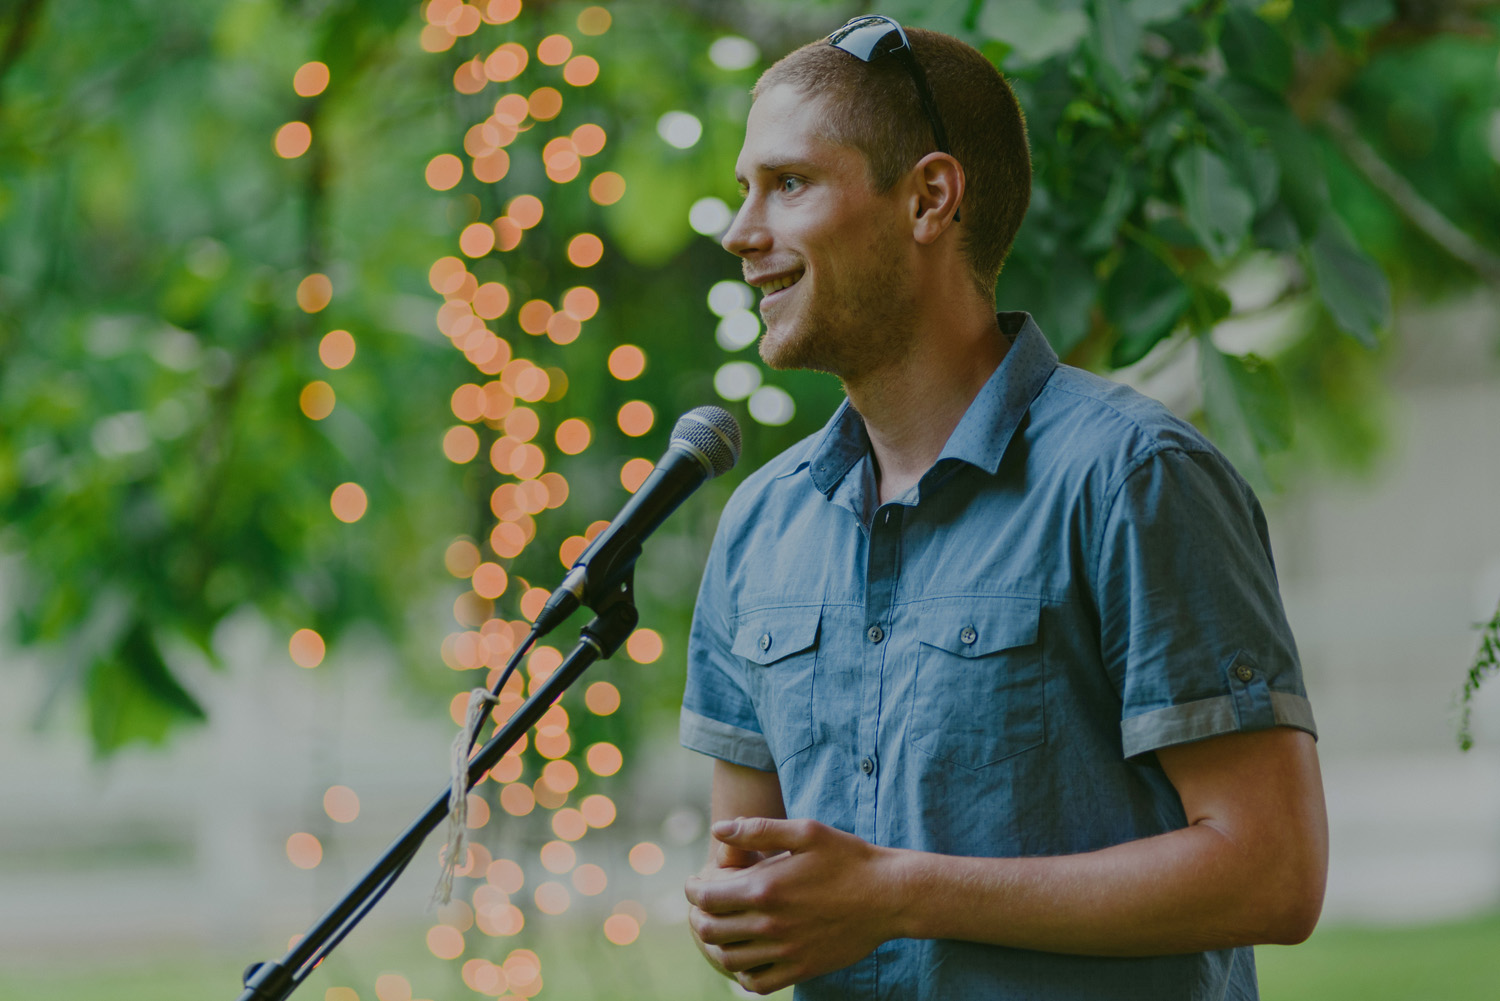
[3, 912, 1497, 1000]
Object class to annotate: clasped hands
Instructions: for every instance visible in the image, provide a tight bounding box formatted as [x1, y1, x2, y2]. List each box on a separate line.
[684, 817, 905, 995]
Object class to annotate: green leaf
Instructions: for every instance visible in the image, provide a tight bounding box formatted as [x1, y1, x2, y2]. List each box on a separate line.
[1171, 146, 1255, 263]
[1079, 165, 1135, 252]
[1199, 342, 1293, 493]
[1087, 0, 1144, 114]
[1306, 211, 1391, 347]
[1220, 8, 1293, 92]
[997, 239, 1098, 358]
[1103, 243, 1191, 366]
[1338, 0, 1396, 30]
[977, 0, 1089, 64]
[1129, 0, 1197, 26]
[86, 621, 206, 754]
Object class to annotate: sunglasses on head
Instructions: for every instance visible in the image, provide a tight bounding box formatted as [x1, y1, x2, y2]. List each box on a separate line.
[827, 15, 953, 157]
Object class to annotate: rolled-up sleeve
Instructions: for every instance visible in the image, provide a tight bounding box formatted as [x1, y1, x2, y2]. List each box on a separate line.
[680, 521, 775, 771]
[1093, 447, 1317, 759]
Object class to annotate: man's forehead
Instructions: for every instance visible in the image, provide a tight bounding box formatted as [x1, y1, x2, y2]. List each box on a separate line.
[735, 86, 849, 182]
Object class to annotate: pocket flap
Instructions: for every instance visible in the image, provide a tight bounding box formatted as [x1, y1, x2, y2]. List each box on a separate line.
[918, 597, 1039, 657]
[732, 607, 822, 665]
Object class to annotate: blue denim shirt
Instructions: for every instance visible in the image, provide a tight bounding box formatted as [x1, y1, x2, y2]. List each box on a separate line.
[681, 312, 1316, 1000]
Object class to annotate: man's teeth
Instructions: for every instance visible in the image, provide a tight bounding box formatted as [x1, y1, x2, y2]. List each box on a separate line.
[762, 272, 803, 293]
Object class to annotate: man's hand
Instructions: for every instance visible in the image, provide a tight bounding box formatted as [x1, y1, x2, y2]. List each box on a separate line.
[685, 817, 904, 995]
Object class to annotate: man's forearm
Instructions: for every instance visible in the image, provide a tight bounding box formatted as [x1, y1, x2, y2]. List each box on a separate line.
[885, 818, 1323, 957]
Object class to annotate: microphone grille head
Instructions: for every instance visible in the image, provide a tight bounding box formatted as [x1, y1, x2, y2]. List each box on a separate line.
[671, 405, 742, 478]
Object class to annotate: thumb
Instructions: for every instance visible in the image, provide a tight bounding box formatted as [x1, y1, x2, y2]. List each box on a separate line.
[713, 816, 808, 853]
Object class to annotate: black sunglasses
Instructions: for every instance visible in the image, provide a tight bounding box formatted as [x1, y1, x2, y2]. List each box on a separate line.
[827, 15, 953, 157]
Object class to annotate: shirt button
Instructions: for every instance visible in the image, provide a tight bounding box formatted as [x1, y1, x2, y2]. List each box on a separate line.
[1235, 664, 1255, 682]
[759, 633, 772, 652]
[860, 757, 875, 775]
[867, 625, 884, 644]
[959, 626, 977, 645]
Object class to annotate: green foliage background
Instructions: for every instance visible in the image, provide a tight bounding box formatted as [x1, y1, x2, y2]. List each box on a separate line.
[2, 0, 1498, 756]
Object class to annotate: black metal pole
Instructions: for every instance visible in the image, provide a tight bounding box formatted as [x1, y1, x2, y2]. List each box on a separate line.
[235, 595, 639, 1000]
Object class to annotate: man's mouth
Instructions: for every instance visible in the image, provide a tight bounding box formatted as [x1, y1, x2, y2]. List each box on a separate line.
[758, 270, 805, 297]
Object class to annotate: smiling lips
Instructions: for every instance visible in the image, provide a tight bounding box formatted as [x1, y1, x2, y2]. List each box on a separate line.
[754, 269, 805, 296]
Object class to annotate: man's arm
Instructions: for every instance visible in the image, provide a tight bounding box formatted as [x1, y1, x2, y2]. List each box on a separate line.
[688, 760, 788, 978]
[686, 726, 1327, 995]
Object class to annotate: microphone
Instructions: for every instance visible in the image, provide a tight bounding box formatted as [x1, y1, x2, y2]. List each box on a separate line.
[531, 405, 742, 634]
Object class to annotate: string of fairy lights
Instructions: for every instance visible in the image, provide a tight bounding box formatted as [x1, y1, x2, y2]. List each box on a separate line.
[273, 4, 687, 998]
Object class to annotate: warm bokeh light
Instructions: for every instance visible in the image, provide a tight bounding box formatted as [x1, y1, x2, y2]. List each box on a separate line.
[451, 384, 484, 422]
[425, 0, 459, 26]
[473, 148, 510, 183]
[603, 913, 639, 946]
[566, 232, 603, 267]
[494, 92, 529, 124]
[500, 781, 536, 816]
[325, 987, 360, 1001]
[620, 457, 654, 493]
[297, 273, 333, 313]
[443, 425, 481, 463]
[551, 807, 587, 842]
[537, 34, 573, 65]
[553, 418, 591, 456]
[474, 282, 510, 319]
[460, 221, 496, 257]
[584, 681, 620, 716]
[581, 793, 617, 828]
[542, 758, 579, 793]
[445, 538, 481, 577]
[517, 299, 552, 335]
[373, 972, 411, 1001]
[472, 561, 508, 599]
[427, 924, 465, 960]
[529, 86, 563, 121]
[607, 344, 645, 380]
[545, 312, 580, 343]
[488, 857, 525, 894]
[430, 255, 467, 294]
[330, 482, 368, 523]
[439, 899, 475, 933]
[466, 792, 491, 829]
[572, 863, 607, 896]
[493, 217, 523, 251]
[534, 729, 571, 760]
[491, 753, 523, 783]
[323, 785, 360, 823]
[427, 153, 464, 191]
[507, 194, 543, 229]
[454, 57, 487, 94]
[293, 61, 330, 97]
[629, 841, 665, 875]
[586, 741, 623, 777]
[490, 521, 527, 559]
[625, 627, 664, 664]
[486, 0, 520, 23]
[319, 329, 356, 369]
[539, 840, 576, 874]
[577, 5, 612, 35]
[486, 43, 528, 83]
[617, 400, 654, 437]
[300, 381, 335, 420]
[588, 171, 625, 205]
[286, 832, 323, 869]
[275, 121, 312, 158]
[483, 379, 515, 419]
[448, 2, 481, 35]
[534, 881, 570, 915]
[420, 24, 455, 53]
[503, 407, 539, 442]
[289, 628, 326, 668]
[562, 55, 600, 87]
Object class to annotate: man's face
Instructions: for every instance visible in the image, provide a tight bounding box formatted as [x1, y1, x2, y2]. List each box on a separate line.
[722, 84, 917, 379]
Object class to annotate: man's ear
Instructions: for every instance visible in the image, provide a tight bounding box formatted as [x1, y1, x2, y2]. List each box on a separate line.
[911, 152, 964, 245]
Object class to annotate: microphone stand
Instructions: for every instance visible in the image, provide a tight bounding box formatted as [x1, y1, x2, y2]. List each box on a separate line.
[235, 578, 640, 1001]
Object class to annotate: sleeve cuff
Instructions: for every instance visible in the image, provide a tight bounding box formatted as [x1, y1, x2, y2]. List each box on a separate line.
[1121, 691, 1318, 759]
[679, 707, 776, 771]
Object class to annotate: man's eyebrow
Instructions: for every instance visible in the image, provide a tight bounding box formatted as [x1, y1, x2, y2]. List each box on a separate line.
[735, 160, 815, 188]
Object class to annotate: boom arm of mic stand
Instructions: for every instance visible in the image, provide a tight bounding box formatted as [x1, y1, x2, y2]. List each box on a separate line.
[234, 582, 640, 1001]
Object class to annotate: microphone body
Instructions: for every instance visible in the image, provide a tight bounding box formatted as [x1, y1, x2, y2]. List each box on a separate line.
[532, 406, 741, 634]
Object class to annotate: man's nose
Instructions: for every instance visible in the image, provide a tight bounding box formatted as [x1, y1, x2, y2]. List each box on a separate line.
[720, 199, 765, 258]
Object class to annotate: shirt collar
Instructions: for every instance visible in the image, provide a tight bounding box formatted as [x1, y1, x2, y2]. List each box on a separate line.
[792, 311, 1058, 496]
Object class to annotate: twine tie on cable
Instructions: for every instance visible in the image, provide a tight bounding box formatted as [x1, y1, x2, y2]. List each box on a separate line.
[432, 687, 499, 907]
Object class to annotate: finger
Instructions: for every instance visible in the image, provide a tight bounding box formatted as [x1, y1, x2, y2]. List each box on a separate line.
[715, 839, 762, 868]
[737, 961, 798, 995]
[714, 815, 813, 853]
[716, 940, 785, 974]
[687, 874, 755, 915]
[690, 908, 764, 947]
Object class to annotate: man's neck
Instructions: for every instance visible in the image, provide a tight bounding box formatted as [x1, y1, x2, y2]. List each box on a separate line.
[845, 307, 1009, 506]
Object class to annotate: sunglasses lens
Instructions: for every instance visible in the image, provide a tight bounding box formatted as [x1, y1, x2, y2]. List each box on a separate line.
[828, 19, 901, 62]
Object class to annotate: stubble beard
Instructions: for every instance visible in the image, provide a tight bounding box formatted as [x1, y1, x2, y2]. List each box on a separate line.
[757, 237, 919, 383]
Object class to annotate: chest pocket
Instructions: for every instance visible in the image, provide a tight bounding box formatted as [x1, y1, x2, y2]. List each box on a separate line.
[731, 606, 820, 765]
[908, 598, 1046, 770]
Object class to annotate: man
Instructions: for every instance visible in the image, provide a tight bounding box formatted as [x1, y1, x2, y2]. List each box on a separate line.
[679, 16, 1326, 1000]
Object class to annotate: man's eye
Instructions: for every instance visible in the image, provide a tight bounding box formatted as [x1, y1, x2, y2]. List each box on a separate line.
[779, 176, 803, 193]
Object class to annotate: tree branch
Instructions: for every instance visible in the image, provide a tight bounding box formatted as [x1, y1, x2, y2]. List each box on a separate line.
[1322, 103, 1500, 285]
